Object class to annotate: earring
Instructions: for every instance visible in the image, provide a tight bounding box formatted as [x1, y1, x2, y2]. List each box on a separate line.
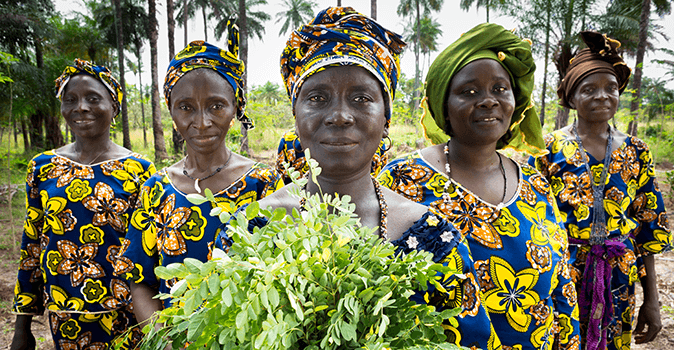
[383, 135, 393, 151]
[173, 121, 178, 131]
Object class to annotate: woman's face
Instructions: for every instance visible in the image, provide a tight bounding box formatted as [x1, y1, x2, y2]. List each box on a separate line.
[569, 72, 619, 123]
[60, 74, 117, 140]
[170, 69, 236, 154]
[445, 59, 515, 145]
[294, 65, 387, 176]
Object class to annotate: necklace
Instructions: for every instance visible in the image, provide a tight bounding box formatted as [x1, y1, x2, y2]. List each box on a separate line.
[299, 175, 389, 240]
[182, 149, 232, 193]
[573, 121, 613, 245]
[442, 140, 507, 209]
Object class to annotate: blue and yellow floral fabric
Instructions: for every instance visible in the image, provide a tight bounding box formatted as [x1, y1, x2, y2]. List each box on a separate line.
[13, 151, 155, 347]
[379, 152, 581, 350]
[529, 131, 672, 350]
[117, 164, 282, 307]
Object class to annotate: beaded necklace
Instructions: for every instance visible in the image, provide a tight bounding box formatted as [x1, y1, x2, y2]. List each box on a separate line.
[182, 149, 232, 193]
[573, 121, 613, 245]
[300, 175, 389, 240]
[442, 139, 507, 210]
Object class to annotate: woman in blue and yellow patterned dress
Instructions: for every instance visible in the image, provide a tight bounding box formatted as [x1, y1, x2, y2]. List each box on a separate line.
[11, 59, 155, 350]
[115, 24, 283, 327]
[378, 23, 580, 349]
[529, 31, 671, 350]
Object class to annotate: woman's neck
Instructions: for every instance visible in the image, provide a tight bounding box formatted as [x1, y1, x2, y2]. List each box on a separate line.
[306, 168, 375, 213]
[575, 118, 610, 140]
[72, 136, 113, 158]
[446, 139, 499, 171]
[184, 145, 231, 173]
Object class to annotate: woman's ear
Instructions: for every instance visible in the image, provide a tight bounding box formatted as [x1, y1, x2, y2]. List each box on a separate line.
[568, 97, 576, 109]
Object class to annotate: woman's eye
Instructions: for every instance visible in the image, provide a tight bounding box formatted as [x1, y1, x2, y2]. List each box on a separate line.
[463, 89, 477, 95]
[211, 103, 224, 110]
[179, 105, 191, 111]
[308, 95, 325, 102]
[354, 95, 371, 103]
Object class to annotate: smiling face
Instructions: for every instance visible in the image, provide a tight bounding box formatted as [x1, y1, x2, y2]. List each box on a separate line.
[60, 74, 117, 140]
[569, 72, 619, 123]
[294, 65, 387, 177]
[445, 59, 515, 146]
[170, 69, 236, 155]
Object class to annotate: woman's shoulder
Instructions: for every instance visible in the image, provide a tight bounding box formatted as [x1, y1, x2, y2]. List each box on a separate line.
[384, 188, 435, 240]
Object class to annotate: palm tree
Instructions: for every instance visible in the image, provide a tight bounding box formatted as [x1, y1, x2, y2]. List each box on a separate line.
[275, 0, 315, 36]
[148, 0, 169, 161]
[175, 0, 212, 43]
[371, 0, 377, 19]
[459, 0, 505, 22]
[397, 0, 444, 115]
[112, 0, 131, 149]
[403, 15, 442, 74]
[166, 0, 184, 155]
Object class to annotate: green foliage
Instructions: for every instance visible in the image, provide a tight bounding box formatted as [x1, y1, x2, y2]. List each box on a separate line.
[665, 170, 674, 200]
[137, 158, 462, 349]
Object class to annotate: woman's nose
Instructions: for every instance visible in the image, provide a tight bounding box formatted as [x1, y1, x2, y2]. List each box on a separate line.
[325, 100, 355, 126]
[193, 108, 213, 128]
[478, 92, 499, 109]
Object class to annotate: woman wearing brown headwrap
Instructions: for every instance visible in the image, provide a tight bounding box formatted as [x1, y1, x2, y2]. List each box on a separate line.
[530, 31, 671, 350]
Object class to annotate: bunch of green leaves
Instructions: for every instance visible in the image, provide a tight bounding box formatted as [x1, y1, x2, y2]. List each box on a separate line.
[139, 152, 462, 350]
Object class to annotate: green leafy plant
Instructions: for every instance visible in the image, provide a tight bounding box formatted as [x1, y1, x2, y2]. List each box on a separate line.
[137, 152, 463, 350]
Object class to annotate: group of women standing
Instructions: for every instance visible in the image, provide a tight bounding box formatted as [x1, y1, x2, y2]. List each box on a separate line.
[10, 6, 671, 350]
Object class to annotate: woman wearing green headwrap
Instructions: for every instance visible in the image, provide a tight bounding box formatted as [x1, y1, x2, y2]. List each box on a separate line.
[378, 23, 580, 349]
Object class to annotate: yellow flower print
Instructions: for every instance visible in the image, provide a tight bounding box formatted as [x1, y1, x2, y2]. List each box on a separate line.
[529, 316, 554, 350]
[551, 136, 578, 160]
[79, 224, 105, 245]
[494, 208, 520, 237]
[556, 313, 574, 344]
[426, 173, 447, 198]
[517, 201, 556, 246]
[642, 229, 672, 253]
[111, 159, 156, 194]
[589, 164, 610, 186]
[40, 190, 69, 235]
[179, 206, 207, 242]
[80, 279, 108, 303]
[45, 250, 63, 276]
[23, 206, 43, 240]
[487, 324, 503, 350]
[65, 179, 92, 202]
[212, 197, 237, 213]
[638, 151, 654, 187]
[483, 256, 540, 332]
[130, 189, 161, 256]
[627, 179, 637, 201]
[604, 197, 638, 235]
[233, 190, 257, 209]
[629, 265, 638, 286]
[567, 224, 591, 240]
[613, 330, 632, 350]
[78, 311, 119, 336]
[59, 318, 81, 340]
[12, 284, 36, 313]
[573, 204, 590, 222]
[621, 305, 632, 324]
[47, 285, 85, 312]
[550, 176, 564, 196]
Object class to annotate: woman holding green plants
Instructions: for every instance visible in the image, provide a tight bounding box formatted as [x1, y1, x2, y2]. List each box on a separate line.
[529, 31, 671, 350]
[378, 23, 580, 349]
[11, 59, 155, 350]
[115, 23, 283, 328]
[213, 7, 495, 348]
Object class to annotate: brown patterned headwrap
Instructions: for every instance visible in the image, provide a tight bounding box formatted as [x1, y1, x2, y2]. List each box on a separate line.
[557, 31, 631, 109]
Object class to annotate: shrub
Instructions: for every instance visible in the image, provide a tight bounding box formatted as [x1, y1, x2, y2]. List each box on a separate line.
[136, 156, 463, 350]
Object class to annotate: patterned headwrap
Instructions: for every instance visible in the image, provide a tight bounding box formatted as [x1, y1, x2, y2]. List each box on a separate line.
[421, 23, 545, 156]
[55, 59, 123, 115]
[558, 31, 631, 109]
[164, 22, 253, 130]
[280, 6, 406, 125]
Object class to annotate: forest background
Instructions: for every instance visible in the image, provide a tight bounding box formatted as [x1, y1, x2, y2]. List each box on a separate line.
[2, 0, 674, 348]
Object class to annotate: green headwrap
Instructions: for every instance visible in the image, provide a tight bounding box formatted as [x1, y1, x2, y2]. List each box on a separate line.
[421, 23, 546, 156]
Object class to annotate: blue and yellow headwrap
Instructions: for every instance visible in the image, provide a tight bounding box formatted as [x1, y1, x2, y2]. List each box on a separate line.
[164, 22, 253, 129]
[280, 6, 406, 125]
[55, 59, 123, 116]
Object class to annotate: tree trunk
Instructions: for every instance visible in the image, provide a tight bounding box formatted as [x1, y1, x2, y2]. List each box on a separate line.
[167, 0, 176, 58]
[540, 2, 551, 126]
[28, 112, 44, 151]
[184, 0, 189, 46]
[13, 119, 17, 148]
[21, 119, 29, 152]
[337, 0, 341, 6]
[486, 4, 489, 22]
[136, 47, 148, 149]
[238, 0, 251, 156]
[555, 107, 570, 130]
[627, 0, 651, 136]
[371, 0, 376, 19]
[413, 0, 421, 114]
[202, 5, 208, 41]
[113, 0, 131, 149]
[35, 39, 64, 149]
[149, 0, 169, 161]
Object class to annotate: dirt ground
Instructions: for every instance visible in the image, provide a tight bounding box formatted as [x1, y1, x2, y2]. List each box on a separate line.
[0, 159, 673, 350]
